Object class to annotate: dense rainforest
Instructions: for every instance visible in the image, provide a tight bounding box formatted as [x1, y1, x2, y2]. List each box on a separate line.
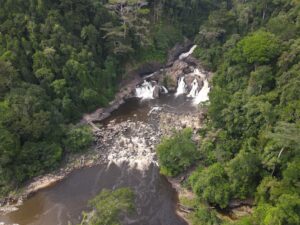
[0, 0, 300, 224]
[156, 0, 300, 224]
[0, 0, 189, 195]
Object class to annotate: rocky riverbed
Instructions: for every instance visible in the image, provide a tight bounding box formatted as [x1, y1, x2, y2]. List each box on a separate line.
[0, 41, 210, 219]
[0, 104, 204, 216]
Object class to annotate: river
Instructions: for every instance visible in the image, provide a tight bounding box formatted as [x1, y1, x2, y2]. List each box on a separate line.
[0, 94, 196, 225]
[0, 44, 209, 225]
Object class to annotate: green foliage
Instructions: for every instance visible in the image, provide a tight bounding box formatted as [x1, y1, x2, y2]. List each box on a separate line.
[247, 66, 275, 95]
[223, 217, 253, 225]
[0, 0, 194, 196]
[153, 23, 183, 52]
[267, 13, 299, 41]
[238, 30, 281, 65]
[189, 2, 300, 224]
[0, 3, 299, 225]
[14, 142, 63, 182]
[80, 188, 135, 225]
[226, 151, 261, 199]
[189, 163, 231, 208]
[253, 194, 300, 225]
[63, 125, 93, 153]
[190, 204, 222, 225]
[156, 128, 198, 177]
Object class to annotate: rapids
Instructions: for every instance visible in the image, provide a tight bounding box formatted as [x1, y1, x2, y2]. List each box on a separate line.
[0, 44, 210, 225]
[0, 95, 195, 225]
[135, 80, 156, 100]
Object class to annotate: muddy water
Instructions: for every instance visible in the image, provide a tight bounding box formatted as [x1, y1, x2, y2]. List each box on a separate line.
[0, 94, 193, 225]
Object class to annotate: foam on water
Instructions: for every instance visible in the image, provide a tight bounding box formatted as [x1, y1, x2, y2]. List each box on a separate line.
[179, 45, 197, 60]
[175, 77, 186, 96]
[193, 79, 210, 105]
[136, 80, 155, 100]
[187, 79, 199, 98]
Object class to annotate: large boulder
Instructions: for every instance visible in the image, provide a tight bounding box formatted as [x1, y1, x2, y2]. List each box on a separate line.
[185, 75, 203, 91]
[167, 39, 193, 66]
[164, 60, 189, 90]
[183, 66, 194, 74]
[136, 61, 164, 77]
[153, 85, 160, 98]
[183, 55, 201, 67]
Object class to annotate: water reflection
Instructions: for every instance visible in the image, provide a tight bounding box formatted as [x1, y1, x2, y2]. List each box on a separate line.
[1, 163, 187, 225]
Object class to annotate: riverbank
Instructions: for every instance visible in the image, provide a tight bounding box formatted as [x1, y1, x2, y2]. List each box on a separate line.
[1, 106, 206, 217]
[0, 42, 204, 214]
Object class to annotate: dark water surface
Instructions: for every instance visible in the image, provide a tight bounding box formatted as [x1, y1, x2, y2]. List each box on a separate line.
[102, 93, 196, 125]
[1, 94, 192, 225]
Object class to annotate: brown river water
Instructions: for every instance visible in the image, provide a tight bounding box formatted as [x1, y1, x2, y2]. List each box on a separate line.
[0, 94, 195, 225]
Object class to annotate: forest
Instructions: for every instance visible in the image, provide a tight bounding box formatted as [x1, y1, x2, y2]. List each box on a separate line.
[0, 0, 299, 225]
[0, 0, 187, 195]
[156, 0, 300, 224]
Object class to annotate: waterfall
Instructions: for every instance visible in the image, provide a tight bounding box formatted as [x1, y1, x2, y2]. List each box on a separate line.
[175, 77, 186, 96]
[193, 68, 206, 78]
[135, 80, 155, 100]
[187, 79, 199, 98]
[148, 106, 162, 116]
[144, 72, 156, 79]
[193, 79, 210, 105]
[179, 45, 197, 60]
[161, 86, 168, 94]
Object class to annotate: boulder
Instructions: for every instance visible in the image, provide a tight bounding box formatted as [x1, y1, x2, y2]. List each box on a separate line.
[164, 60, 189, 90]
[185, 75, 203, 91]
[167, 39, 193, 66]
[183, 66, 194, 74]
[183, 55, 201, 67]
[136, 61, 164, 77]
[153, 85, 160, 98]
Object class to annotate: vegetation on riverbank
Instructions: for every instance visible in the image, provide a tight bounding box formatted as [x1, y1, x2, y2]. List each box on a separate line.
[157, 0, 300, 224]
[0, 0, 187, 197]
[79, 188, 135, 225]
[157, 128, 198, 177]
[1, 0, 299, 224]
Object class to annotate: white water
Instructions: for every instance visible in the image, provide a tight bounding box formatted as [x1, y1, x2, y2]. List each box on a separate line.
[107, 136, 157, 171]
[193, 68, 206, 78]
[106, 121, 159, 171]
[193, 79, 210, 105]
[148, 106, 162, 116]
[135, 44, 210, 105]
[175, 77, 186, 96]
[187, 79, 199, 98]
[161, 86, 168, 94]
[144, 72, 156, 79]
[136, 80, 155, 100]
[179, 45, 197, 60]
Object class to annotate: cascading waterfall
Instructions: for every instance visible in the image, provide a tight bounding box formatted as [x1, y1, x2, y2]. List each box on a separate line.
[187, 79, 199, 98]
[193, 79, 210, 105]
[193, 68, 206, 78]
[179, 45, 197, 60]
[136, 80, 155, 100]
[135, 44, 210, 105]
[175, 77, 187, 96]
[144, 72, 156, 79]
[161, 86, 168, 94]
